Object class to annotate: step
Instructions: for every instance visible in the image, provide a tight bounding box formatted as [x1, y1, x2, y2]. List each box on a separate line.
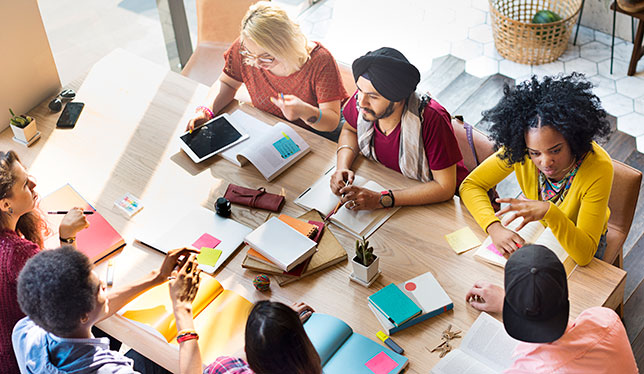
[625, 232, 644, 302]
[418, 55, 465, 97]
[454, 73, 515, 127]
[432, 71, 484, 116]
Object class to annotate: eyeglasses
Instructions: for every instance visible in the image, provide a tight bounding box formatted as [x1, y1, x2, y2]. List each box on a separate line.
[48, 89, 76, 112]
[239, 43, 275, 68]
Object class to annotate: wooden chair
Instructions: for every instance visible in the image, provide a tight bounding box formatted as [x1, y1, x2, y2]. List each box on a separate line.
[338, 62, 357, 97]
[604, 159, 642, 268]
[181, 0, 256, 86]
[451, 117, 496, 173]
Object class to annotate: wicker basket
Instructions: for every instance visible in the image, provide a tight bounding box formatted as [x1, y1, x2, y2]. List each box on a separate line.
[489, 0, 582, 65]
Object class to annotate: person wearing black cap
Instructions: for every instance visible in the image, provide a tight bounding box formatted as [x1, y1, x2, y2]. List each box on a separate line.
[329, 47, 468, 211]
[465, 244, 637, 373]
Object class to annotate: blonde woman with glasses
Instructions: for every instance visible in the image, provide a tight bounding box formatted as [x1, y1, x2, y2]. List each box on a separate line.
[187, 1, 348, 141]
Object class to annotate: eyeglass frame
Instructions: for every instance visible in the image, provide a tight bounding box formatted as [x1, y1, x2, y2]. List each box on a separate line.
[239, 42, 276, 68]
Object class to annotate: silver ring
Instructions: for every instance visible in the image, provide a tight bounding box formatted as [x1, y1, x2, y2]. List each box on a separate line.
[347, 200, 356, 210]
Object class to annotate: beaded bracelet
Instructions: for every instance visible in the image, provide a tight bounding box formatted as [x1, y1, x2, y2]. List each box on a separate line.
[196, 105, 214, 120]
[311, 107, 322, 125]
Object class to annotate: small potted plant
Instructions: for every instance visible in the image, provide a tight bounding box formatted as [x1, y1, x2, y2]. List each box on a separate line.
[9, 109, 38, 144]
[351, 236, 380, 286]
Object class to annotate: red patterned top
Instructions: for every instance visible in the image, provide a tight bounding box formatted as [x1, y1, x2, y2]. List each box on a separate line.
[205, 356, 254, 374]
[223, 39, 348, 129]
[0, 229, 40, 374]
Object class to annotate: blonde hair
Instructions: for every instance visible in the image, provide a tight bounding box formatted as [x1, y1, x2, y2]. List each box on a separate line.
[241, 2, 310, 72]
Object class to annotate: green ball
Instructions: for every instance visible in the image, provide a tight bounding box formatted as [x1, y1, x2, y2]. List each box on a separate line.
[532, 10, 562, 24]
[253, 274, 270, 291]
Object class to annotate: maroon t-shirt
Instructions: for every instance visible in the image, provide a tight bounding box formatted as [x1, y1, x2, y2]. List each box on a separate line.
[343, 93, 469, 187]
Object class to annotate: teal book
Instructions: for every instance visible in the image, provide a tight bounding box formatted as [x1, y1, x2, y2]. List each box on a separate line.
[368, 283, 422, 327]
[304, 313, 408, 374]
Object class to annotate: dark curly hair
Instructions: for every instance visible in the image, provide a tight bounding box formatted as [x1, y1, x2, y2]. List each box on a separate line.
[482, 73, 611, 165]
[17, 246, 96, 337]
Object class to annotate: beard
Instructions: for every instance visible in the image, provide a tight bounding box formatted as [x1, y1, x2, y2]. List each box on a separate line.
[360, 101, 397, 121]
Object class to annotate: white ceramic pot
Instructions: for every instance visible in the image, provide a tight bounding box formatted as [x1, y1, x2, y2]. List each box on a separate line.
[351, 255, 379, 283]
[10, 118, 38, 142]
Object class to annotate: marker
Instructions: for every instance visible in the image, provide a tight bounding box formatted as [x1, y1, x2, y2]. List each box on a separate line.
[106, 260, 114, 287]
[377, 331, 404, 354]
[48, 210, 94, 215]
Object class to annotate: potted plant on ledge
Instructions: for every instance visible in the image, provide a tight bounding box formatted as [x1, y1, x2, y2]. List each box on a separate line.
[350, 236, 381, 287]
[9, 109, 40, 146]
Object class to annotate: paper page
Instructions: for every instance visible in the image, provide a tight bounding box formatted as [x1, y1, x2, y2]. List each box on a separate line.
[303, 313, 354, 366]
[220, 110, 273, 166]
[445, 227, 482, 254]
[533, 227, 566, 262]
[459, 313, 518, 372]
[474, 220, 545, 267]
[331, 180, 394, 238]
[294, 166, 368, 215]
[234, 122, 310, 181]
[323, 333, 407, 374]
[431, 349, 498, 374]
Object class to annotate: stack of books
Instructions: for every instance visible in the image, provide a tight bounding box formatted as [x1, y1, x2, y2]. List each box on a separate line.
[242, 211, 347, 286]
[368, 272, 454, 335]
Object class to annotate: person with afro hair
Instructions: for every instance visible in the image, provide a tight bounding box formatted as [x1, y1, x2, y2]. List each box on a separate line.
[460, 73, 613, 266]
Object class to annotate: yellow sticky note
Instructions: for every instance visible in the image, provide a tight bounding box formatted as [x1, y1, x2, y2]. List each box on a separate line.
[197, 247, 222, 266]
[444, 227, 481, 254]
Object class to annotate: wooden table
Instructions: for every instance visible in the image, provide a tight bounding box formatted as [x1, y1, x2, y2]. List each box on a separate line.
[2, 49, 626, 373]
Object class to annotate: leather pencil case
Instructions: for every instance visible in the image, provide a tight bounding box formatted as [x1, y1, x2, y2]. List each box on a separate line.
[224, 184, 285, 212]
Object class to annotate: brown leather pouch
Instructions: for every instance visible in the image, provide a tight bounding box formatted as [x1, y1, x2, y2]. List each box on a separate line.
[224, 184, 285, 212]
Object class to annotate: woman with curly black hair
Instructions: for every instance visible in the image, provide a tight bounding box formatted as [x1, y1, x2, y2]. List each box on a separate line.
[459, 73, 613, 266]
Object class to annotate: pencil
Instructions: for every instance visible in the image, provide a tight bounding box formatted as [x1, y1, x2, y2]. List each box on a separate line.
[324, 180, 350, 222]
[48, 210, 94, 215]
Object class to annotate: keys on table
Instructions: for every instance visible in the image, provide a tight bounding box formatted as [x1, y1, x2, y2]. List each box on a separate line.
[427, 324, 462, 358]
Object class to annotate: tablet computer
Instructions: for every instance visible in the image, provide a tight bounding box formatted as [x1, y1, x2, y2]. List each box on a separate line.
[179, 113, 249, 163]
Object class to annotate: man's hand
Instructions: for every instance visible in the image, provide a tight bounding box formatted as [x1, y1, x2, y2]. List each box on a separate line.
[157, 247, 200, 283]
[330, 169, 355, 195]
[59, 207, 90, 239]
[465, 281, 504, 313]
[339, 185, 381, 211]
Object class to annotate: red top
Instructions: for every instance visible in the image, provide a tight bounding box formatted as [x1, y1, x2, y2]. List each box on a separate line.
[224, 39, 348, 129]
[343, 93, 469, 187]
[0, 229, 39, 374]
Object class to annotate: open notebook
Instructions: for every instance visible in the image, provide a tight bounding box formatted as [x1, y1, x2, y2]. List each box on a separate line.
[431, 312, 519, 374]
[304, 313, 408, 374]
[294, 167, 400, 238]
[219, 110, 310, 181]
[474, 218, 577, 276]
[119, 275, 253, 364]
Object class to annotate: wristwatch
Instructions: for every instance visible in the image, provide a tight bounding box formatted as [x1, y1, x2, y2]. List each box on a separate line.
[59, 236, 76, 244]
[379, 190, 395, 208]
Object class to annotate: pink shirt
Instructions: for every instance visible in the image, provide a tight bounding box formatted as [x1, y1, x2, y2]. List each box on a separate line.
[343, 93, 468, 187]
[506, 307, 638, 374]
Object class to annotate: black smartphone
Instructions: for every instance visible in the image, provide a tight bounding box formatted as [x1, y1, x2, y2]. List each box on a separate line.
[56, 102, 85, 128]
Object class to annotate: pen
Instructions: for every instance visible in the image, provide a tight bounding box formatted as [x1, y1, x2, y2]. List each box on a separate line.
[48, 210, 94, 215]
[106, 260, 114, 287]
[280, 92, 284, 100]
[377, 330, 404, 354]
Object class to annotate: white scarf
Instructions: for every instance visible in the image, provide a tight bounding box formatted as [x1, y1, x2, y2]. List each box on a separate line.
[356, 92, 432, 182]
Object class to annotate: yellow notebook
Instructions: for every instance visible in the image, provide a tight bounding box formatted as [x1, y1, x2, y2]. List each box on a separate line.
[120, 274, 253, 358]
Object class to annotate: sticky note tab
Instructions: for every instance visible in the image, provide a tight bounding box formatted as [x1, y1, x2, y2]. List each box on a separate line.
[192, 233, 221, 250]
[273, 136, 300, 159]
[444, 227, 481, 254]
[197, 247, 222, 266]
[365, 351, 398, 374]
[487, 243, 504, 257]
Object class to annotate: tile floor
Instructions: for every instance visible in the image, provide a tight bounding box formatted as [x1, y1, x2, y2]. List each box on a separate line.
[296, 0, 644, 151]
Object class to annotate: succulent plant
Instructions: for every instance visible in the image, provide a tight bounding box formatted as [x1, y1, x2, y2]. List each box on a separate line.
[9, 109, 33, 129]
[355, 236, 375, 267]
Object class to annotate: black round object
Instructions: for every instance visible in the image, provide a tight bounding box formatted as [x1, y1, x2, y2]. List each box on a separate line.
[48, 98, 62, 112]
[215, 197, 232, 217]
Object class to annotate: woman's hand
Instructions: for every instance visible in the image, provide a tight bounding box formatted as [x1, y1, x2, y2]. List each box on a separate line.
[270, 94, 309, 122]
[330, 169, 355, 195]
[487, 221, 525, 256]
[495, 197, 550, 231]
[465, 281, 504, 313]
[185, 110, 211, 132]
[339, 185, 381, 211]
[58, 207, 90, 239]
[169, 254, 201, 313]
[291, 302, 314, 324]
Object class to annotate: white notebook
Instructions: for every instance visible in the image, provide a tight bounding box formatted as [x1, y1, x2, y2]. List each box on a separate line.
[135, 207, 252, 274]
[219, 110, 311, 181]
[294, 167, 400, 238]
[244, 217, 318, 271]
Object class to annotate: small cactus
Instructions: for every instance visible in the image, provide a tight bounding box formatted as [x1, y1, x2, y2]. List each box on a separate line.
[9, 109, 33, 129]
[355, 236, 375, 267]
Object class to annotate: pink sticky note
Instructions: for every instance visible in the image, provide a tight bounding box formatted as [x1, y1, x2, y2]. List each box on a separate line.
[487, 243, 503, 256]
[192, 233, 221, 250]
[365, 352, 398, 374]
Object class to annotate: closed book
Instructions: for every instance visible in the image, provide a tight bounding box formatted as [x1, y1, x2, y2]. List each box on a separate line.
[244, 217, 317, 271]
[41, 184, 125, 263]
[368, 272, 454, 334]
[368, 283, 422, 327]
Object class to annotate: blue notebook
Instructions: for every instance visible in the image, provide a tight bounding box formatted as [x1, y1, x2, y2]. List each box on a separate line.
[304, 313, 408, 374]
[368, 283, 422, 327]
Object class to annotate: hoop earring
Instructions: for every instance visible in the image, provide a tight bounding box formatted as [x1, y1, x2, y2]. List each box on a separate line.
[8, 207, 13, 215]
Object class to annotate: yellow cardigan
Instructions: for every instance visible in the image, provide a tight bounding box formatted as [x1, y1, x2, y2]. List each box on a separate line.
[459, 142, 613, 266]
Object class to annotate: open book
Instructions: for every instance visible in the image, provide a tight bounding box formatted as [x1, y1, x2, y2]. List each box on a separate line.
[294, 167, 400, 238]
[474, 219, 577, 275]
[119, 274, 253, 364]
[219, 110, 310, 181]
[304, 313, 408, 374]
[431, 312, 519, 374]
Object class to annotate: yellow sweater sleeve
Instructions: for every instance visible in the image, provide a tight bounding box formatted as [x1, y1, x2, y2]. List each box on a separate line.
[459, 149, 513, 232]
